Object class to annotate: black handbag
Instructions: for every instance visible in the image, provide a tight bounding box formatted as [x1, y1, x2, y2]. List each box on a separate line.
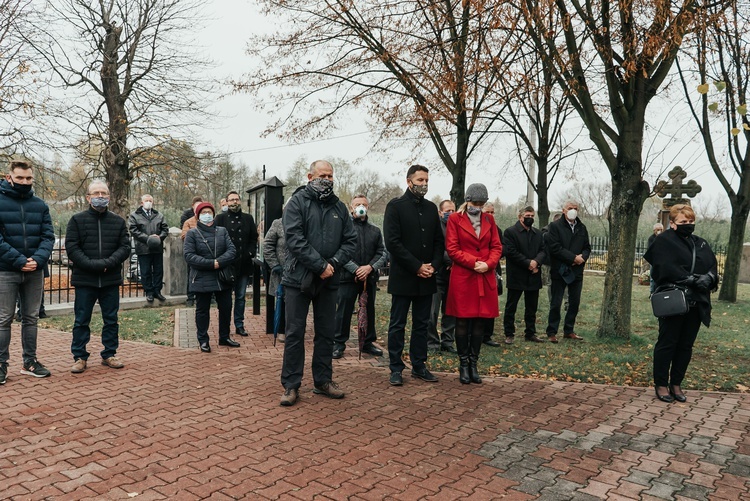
[650, 242, 695, 318]
[199, 231, 235, 286]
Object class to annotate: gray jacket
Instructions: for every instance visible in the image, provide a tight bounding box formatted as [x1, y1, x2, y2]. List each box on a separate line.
[263, 218, 287, 297]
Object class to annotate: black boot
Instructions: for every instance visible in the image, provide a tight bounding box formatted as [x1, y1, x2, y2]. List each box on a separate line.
[469, 333, 483, 384]
[456, 335, 470, 384]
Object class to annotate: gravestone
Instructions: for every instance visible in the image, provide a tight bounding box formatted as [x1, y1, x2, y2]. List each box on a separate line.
[653, 166, 702, 228]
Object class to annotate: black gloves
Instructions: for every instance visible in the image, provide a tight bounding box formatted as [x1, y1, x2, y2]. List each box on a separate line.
[693, 273, 715, 292]
[272, 265, 283, 275]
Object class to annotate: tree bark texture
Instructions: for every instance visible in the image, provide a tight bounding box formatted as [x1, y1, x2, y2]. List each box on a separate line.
[719, 202, 750, 302]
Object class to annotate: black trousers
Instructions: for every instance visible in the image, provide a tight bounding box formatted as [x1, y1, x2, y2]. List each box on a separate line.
[387, 294, 431, 374]
[653, 307, 701, 387]
[504, 288, 540, 338]
[334, 281, 377, 348]
[194, 288, 232, 345]
[281, 285, 336, 390]
[137, 253, 164, 295]
[546, 278, 583, 336]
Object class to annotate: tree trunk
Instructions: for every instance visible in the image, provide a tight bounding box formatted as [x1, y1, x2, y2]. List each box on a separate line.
[449, 122, 469, 205]
[536, 156, 550, 227]
[597, 157, 649, 339]
[718, 201, 750, 302]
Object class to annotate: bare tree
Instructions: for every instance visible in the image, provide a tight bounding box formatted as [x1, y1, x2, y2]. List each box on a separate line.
[521, 0, 711, 338]
[28, 0, 211, 216]
[236, 0, 524, 204]
[677, 0, 750, 302]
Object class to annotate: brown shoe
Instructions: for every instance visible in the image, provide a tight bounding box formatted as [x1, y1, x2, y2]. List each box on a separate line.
[525, 335, 545, 343]
[101, 356, 124, 369]
[277, 334, 286, 343]
[504, 336, 513, 344]
[280, 388, 298, 406]
[313, 381, 345, 399]
[71, 359, 87, 373]
[548, 336, 559, 344]
[563, 333, 584, 341]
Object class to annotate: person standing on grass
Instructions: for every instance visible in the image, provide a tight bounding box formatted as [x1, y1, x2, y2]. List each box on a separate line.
[128, 194, 169, 303]
[0, 160, 55, 384]
[383, 164, 444, 386]
[66, 180, 131, 373]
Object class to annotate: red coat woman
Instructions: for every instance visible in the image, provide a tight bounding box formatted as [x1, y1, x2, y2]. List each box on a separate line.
[443, 183, 502, 384]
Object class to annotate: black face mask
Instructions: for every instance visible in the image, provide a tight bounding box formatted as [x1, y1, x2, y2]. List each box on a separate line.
[523, 217, 534, 228]
[11, 182, 32, 194]
[674, 223, 695, 237]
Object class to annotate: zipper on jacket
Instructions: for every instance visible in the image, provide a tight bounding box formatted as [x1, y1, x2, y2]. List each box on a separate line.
[20, 201, 29, 255]
[98, 218, 103, 288]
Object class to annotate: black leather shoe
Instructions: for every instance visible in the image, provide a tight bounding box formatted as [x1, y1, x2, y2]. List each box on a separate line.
[235, 327, 248, 337]
[199, 343, 211, 353]
[440, 345, 457, 354]
[38, 309, 48, 319]
[146, 294, 154, 303]
[670, 385, 687, 403]
[389, 372, 403, 386]
[362, 345, 383, 356]
[154, 293, 166, 301]
[483, 340, 501, 347]
[218, 339, 240, 347]
[332, 347, 344, 359]
[655, 386, 674, 403]
[411, 368, 438, 382]
[525, 335, 545, 343]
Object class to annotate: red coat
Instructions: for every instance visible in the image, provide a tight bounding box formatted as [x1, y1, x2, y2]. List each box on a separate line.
[445, 211, 502, 318]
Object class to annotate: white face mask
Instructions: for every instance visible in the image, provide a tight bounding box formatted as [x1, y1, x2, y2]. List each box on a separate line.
[353, 204, 367, 218]
[566, 209, 578, 221]
[143, 201, 153, 210]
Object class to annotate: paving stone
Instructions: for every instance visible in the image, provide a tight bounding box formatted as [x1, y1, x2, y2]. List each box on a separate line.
[515, 477, 549, 495]
[677, 482, 713, 501]
[657, 471, 689, 488]
[643, 481, 681, 499]
[701, 452, 732, 466]
[722, 462, 750, 478]
[499, 466, 537, 482]
[528, 466, 563, 483]
[624, 469, 659, 486]
[545, 478, 584, 497]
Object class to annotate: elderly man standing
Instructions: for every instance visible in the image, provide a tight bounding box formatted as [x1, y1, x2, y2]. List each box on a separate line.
[66, 180, 131, 373]
[383, 164, 444, 386]
[544, 200, 591, 343]
[0, 160, 55, 384]
[128, 194, 169, 303]
[279, 160, 357, 406]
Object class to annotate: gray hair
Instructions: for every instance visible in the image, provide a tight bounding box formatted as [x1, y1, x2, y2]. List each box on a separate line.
[87, 179, 109, 195]
[141, 194, 153, 202]
[482, 202, 494, 211]
[309, 160, 333, 175]
[653, 222, 664, 230]
[562, 199, 579, 209]
[518, 205, 535, 217]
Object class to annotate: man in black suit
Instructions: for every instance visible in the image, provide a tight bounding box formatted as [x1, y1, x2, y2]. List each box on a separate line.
[544, 200, 590, 343]
[503, 206, 546, 344]
[383, 165, 444, 386]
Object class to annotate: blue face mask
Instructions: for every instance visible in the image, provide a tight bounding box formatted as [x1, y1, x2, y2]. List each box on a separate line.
[441, 211, 453, 223]
[199, 213, 214, 224]
[91, 197, 109, 210]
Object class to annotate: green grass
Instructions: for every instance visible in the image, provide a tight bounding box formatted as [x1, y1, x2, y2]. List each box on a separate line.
[39, 306, 174, 346]
[373, 276, 750, 392]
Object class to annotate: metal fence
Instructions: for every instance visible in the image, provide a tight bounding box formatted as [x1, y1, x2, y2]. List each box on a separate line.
[44, 226, 144, 305]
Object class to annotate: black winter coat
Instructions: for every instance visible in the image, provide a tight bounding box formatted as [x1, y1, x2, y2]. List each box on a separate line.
[0, 180, 55, 272]
[340, 216, 387, 284]
[644, 228, 717, 327]
[179, 207, 194, 229]
[214, 210, 258, 275]
[545, 216, 591, 281]
[65, 207, 131, 288]
[184, 222, 236, 293]
[503, 221, 545, 291]
[383, 189, 444, 296]
[282, 184, 357, 289]
[128, 207, 169, 255]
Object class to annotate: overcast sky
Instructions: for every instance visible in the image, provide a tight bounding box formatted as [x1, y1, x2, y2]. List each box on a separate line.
[197, 1, 731, 214]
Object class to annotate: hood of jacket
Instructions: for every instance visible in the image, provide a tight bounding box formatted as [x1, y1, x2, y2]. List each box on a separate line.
[0, 178, 34, 200]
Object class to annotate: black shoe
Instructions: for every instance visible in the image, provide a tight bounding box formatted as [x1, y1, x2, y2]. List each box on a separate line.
[235, 327, 248, 337]
[146, 294, 154, 303]
[38, 309, 48, 319]
[332, 347, 344, 359]
[670, 385, 687, 403]
[186, 299, 195, 307]
[655, 386, 674, 403]
[218, 339, 240, 347]
[15, 311, 21, 322]
[361, 344, 383, 356]
[411, 368, 438, 382]
[525, 335, 545, 343]
[154, 293, 166, 301]
[389, 372, 403, 386]
[483, 340, 501, 347]
[199, 343, 211, 353]
[440, 345, 457, 354]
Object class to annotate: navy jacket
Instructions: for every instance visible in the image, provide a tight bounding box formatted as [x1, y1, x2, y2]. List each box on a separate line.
[0, 180, 55, 272]
[65, 207, 131, 288]
[184, 222, 236, 293]
[545, 215, 591, 281]
[503, 221, 545, 291]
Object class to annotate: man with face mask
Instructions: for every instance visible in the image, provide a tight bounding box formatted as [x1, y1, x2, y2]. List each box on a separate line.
[544, 200, 591, 343]
[383, 164, 444, 386]
[503, 206, 546, 344]
[0, 160, 55, 384]
[214, 190, 258, 337]
[279, 160, 357, 406]
[128, 194, 169, 303]
[332, 195, 387, 359]
[65, 180, 131, 373]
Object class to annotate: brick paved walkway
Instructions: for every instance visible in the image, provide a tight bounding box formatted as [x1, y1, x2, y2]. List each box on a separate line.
[2, 310, 749, 500]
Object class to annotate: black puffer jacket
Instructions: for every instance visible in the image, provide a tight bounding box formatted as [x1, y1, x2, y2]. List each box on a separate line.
[0, 180, 55, 272]
[65, 207, 131, 287]
[340, 216, 387, 284]
[184, 222, 236, 293]
[282, 184, 357, 289]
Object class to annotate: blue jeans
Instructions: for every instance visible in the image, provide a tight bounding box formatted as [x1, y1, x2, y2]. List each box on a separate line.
[232, 273, 250, 330]
[72, 285, 120, 361]
[0, 270, 44, 365]
[137, 253, 164, 295]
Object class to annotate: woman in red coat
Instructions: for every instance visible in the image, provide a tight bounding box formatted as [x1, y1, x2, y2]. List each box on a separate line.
[445, 183, 502, 384]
